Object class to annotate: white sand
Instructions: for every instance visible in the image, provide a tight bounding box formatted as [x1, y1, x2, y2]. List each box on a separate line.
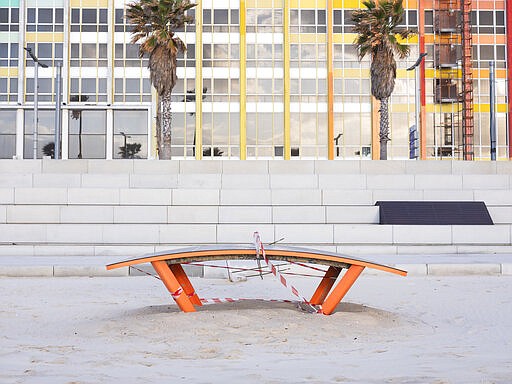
[1, 274, 511, 383]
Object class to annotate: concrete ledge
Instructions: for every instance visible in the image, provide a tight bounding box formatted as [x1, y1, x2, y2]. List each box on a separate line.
[501, 264, 512, 275]
[0, 265, 53, 277]
[0, 261, 510, 277]
[394, 264, 427, 276]
[0, 160, 41, 173]
[0, 188, 14, 204]
[427, 263, 501, 276]
[54, 265, 128, 277]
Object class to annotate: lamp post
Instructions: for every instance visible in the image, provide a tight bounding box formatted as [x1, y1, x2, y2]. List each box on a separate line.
[489, 61, 496, 161]
[24, 47, 48, 159]
[406, 53, 427, 159]
[334, 133, 342, 157]
[120, 132, 131, 158]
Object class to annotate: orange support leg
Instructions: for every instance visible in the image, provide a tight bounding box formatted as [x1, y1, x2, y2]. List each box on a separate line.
[169, 263, 202, 306]
[151, 260, 196, 313]
[321, 265, 365, 315]
[310, 266, 342, 305]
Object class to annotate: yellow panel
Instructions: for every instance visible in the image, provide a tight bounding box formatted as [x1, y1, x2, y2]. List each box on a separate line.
[425, 68, 463, 78]
[497, 104, 508, 113]
[240, 0, 247, 159]
[72, 0, 107, 7]
[333, 34, 359, 43]
[344, 0, 362, 8]
[284, 0, 291, 160]
[474, 104, 509, 113]
[331, 33, 419, 45]
[477, 69, 490, 78]
[290, 33, 326, 43]
[0, 68, 17, 77]
[333, 68, 369, 78]
[397, 34, 418, 44]
[25, 32, 64, 42]
[248, 0, 276, 7]
[496, 69, 507, 78]
[302, 34, 326, 43]
[425, 104, 461, 113]
[475, 104, 490, 113]
[292, 0, 326, 6]
[396, 69, 415, 78]
[195, 1, 203, 159]
[327, 0, 334, 160]
[390, 104, 413, 112]
[334, 0, 342, 6]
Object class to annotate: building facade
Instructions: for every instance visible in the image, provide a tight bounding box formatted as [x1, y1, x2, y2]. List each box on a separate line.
[0, 0, 510, 160]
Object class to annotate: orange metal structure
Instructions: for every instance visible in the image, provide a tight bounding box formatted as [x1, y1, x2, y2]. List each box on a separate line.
[106, 245, 407, 315]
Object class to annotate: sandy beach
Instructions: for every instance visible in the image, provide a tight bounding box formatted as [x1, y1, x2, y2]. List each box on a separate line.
[1, 273, 511, 383]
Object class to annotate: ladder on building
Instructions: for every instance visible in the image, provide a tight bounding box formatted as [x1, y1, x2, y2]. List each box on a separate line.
[432, 0, 474, 160]
[461, 0, 474, 160]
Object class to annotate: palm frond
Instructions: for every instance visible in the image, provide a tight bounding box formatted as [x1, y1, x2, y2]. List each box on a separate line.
[126, 0, 196, 95]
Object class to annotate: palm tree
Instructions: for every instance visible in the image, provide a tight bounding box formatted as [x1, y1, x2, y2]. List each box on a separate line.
[352, 0, 413, 160]
[126, 0, 196, 159]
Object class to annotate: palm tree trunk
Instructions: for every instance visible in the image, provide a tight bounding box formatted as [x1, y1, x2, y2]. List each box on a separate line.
[159, 91, 172, 159]
[379, 98, 390, 160]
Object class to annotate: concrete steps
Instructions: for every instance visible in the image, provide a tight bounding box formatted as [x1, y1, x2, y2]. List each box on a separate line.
[1, 159, 512, 262]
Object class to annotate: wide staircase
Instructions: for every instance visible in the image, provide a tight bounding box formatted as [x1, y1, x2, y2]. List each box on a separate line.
[1, 159, 512, 273]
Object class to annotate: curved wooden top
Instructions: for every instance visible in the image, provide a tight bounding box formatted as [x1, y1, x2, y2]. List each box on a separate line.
[106, 245, 407, 276]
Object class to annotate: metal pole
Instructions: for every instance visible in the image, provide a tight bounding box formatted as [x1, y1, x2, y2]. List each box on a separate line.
[414, 66, 420, 150]
[489, 61, 496, 161]
[406, 53, 427, 160]
[54, 63, 62, 159]
[33, 63, 38, 159]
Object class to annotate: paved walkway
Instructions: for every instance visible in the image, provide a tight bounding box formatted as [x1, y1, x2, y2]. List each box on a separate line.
[1, 253, 511, 277]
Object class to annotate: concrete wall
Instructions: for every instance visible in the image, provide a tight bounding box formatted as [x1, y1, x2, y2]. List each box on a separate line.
[1, 159, 512, 261]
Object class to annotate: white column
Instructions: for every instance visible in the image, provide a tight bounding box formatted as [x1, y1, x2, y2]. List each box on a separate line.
[61, 0, 70, 159]
[15, 109, 24, 158]
[106, 109, 114, 159]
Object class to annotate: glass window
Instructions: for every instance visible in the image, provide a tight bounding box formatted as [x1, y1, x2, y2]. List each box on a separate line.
[479, 11, 493, 25]
[301, 10, 315, 24]
[38, 8, 53, 23]
[24, 110, 56, 159]
[82, 9, 97, 23]
[113, 110, 148, 159]
[27, 8, 36, 23]
[71, 9, 80, 23]
[480, 45, 494, 60]
[38, 43, 52, 59]
[0, 110, 16, 159]
[0, 8, 8, 23]
[214, 9, 228, 24]
[69, 110, 106, 159]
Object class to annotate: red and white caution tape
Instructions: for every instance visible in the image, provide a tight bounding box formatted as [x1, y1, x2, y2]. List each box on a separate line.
[253, 232, 321, 313]
[199, 297, 294, 305]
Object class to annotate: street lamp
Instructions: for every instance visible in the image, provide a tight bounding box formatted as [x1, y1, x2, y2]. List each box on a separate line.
[406, 53, 427, 159]
[334, 133, 342, 157]
[120, 132, 131, 159]
[24, 47, 48, 159]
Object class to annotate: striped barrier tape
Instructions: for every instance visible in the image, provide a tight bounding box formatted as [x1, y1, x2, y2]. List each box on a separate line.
[253, 232, 322, 314]
[199, 297, 294, 304]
